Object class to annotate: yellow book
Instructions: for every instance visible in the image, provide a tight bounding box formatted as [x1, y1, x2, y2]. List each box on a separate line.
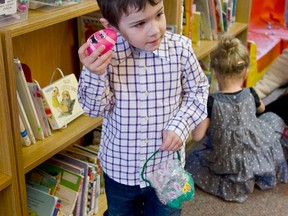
[192, 11, 201, 46]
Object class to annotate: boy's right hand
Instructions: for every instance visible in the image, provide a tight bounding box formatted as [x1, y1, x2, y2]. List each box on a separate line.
[78, 42, 113, 75]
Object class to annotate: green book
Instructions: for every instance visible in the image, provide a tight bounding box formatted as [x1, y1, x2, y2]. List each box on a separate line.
[26, 185, 57, 216]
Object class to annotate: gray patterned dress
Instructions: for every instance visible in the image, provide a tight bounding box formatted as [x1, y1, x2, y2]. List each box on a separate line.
[186, 88, 288, 202]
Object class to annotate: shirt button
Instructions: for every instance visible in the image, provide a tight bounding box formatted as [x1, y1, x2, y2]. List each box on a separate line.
[145, 91, 149, 96]
[145, 116, 149, 121]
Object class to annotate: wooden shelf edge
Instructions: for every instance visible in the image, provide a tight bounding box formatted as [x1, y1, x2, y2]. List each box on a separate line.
[0, 173, 12, 191]
[22, 115, 102, 173]
[2, 0, 99, 37]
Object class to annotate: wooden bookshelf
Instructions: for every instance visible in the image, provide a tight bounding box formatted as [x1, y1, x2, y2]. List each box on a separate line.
[0, 34, 21, 216]
[0, 0, 252, 215]
[22, 116, 102, 173]
[0, 1, 100, 215]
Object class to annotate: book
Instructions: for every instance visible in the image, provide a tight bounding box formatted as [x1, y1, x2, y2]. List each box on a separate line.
[70, 144, 102, 214]
[63, 146, 99, 164]
[17, 91, 36, 144]
[55, 150, 102, 215]
[214, 0, 225, 34]
[77, 11, 103, 46]
[191, 11, 201, 46]
[26, 185, 58, 216]
[19, 114, 31, 146]
[54, 153, 91, 216]
[26, 168, 61, 196]
[47, 157, 85, 216]
[208, 0, 218, 40]
[28, 82, 52, 137]
[37, 161, 83, 215]
[193, 0, 213, 40]
[182, 0, 193, 39]
[14, 57, 45, 141]
[41, 73, 84, 130]
[26, 180, 52, 194]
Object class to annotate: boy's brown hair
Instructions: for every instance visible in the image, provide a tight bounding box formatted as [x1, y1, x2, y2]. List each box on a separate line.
[96, 0, 162, 29]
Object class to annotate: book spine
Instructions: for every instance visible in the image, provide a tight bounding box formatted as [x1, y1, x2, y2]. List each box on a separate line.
[14, 57, 44, 140]
[19, 115, 31, 146]
[17, 91, 36, 144]
[36, 90, 52, 136]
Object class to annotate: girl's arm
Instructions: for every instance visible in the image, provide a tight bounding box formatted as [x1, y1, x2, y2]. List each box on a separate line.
[192, 118, 210, 142]
[256, 100, 265, 114]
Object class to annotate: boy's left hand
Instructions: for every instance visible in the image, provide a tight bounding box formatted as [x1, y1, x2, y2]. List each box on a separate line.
[160, 130, 182, 151]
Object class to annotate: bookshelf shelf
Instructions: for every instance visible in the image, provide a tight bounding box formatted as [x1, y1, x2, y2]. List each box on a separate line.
[0, 1, 101, 215]
[1, 0, 99, 37]
[0, 174, 12, 192]
[23, 116, 102, 173]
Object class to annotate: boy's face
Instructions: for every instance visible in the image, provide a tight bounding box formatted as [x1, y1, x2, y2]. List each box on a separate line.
[117, 1, 166, 52]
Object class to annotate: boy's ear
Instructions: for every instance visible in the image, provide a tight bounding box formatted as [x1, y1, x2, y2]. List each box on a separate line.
[100, 18, 113, 29]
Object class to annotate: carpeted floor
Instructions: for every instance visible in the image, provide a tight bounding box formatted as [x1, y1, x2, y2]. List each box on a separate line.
[182, 144, 288, 216]
[181, 184, 288, 216]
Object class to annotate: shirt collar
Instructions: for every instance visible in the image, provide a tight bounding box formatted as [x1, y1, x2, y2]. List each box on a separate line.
[111, 32, 172, 66]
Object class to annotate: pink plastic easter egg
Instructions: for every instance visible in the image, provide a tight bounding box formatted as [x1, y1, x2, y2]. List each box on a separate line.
[87, 28, 117, 55]
[18, 3, 27, 11]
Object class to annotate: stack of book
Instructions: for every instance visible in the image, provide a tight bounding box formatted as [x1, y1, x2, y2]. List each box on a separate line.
[181, 0, 238, 44]
[26, 143, 103, 216]
[15, 57, 84, 147]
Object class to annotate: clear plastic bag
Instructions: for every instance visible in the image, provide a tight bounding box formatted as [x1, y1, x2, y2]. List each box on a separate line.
[142, 150, 194, 209]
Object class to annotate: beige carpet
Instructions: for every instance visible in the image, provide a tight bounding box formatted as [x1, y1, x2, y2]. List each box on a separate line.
[181, 183, 288, 216]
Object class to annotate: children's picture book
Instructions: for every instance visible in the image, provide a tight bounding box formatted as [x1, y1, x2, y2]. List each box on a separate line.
[54, 153, 90, 216]
[26, 185, 58, 216]
[77, 11, 103, 46]
[192, 10, 201, 46]
[41, 72, 84, 130]
[26, 168, 60, 196]
[14, 57, 45, 141]
[19, 114, 31, 146]
[28, 82, 52, 137]
[194, 0, 213, 40]
[37, 161, 83, 215]
[182, 0, 193, 39]
[17, 91, 37, 145]
[0, 0, 16, 15]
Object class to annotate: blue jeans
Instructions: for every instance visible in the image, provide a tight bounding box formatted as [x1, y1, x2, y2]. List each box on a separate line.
[103, 173, 182, 216]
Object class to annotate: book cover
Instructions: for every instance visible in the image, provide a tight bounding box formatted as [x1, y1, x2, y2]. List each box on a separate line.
[26, 168, 60, 196]
[214, 0, 225, 34]
[26, 180, 51, 194]
[19, 114, 31, 146]
[37, 161, 83, 215]
[17, 91, 37, 144]
[63, 147, 98, 164]
[194, 0, 213, 40]
[208, 0, 218, 40]
[26, 185, 58, 216]
[182, 0, 193, 39]
[14, 57, 45, 141]
[54, 153, 90, 216]
[41, 73, 84, 130]
[28, 82, 52, 137]
[191, 11, 201, 46]
[77, 11, 103, 46]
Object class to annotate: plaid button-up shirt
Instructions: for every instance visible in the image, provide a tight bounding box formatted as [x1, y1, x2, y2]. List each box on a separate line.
[78, 31, 209, 187]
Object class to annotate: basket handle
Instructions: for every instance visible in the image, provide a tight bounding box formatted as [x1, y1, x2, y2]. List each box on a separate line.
[141, 149, 181, 185]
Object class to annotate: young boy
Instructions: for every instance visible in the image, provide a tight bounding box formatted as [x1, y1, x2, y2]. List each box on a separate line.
[77, 0, 209, 215]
